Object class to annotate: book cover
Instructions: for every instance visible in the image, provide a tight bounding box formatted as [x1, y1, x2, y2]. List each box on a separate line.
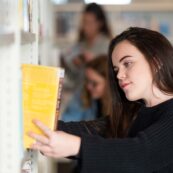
[22, 64, 64, 149]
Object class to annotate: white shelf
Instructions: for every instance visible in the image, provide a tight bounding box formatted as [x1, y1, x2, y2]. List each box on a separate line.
[0, 32, 36, 46]
[53, 2, 173, 12]
[21, 31, 36, 45]
[0, 33, 15, 46]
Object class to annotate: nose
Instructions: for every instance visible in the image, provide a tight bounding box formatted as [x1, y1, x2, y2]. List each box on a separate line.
[116, 68, 126, 80]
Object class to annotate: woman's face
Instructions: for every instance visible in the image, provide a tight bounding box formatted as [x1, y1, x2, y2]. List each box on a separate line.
[112, 40, 154, 102]
[85, 68, 106, 99]
[82, 12, 101, 39]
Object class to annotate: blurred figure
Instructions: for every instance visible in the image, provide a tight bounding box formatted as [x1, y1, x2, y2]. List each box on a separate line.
[61, 3, 111, 88]
[61, 55, 109, 122]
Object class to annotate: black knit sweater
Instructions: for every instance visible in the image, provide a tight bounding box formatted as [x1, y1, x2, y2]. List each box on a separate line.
[58, 99, 173, 173]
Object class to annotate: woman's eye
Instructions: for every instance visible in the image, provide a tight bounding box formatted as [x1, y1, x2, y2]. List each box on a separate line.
[124, 61, 132, 68]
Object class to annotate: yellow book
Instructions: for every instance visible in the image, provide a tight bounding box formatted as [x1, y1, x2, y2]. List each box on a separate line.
[22, 64, 64, 149]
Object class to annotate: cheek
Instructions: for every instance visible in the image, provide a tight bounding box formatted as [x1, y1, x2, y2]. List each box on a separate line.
[130, 64, 153, 84]
[125, 72, 153, 100]
[95, 84, 105, 96]
[131, 68, 152, 92]
[137, 69, 153, 86]
[86, 85, 93, 92]
[89, 86, 105, 99]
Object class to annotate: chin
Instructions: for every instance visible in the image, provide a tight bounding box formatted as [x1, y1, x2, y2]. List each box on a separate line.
[92, 96, 99, 99]
[125, 93, 140, 101]
[92, 95, 100, 99]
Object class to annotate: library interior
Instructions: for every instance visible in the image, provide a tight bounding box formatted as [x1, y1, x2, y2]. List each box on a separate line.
[0, 0, 173, 173]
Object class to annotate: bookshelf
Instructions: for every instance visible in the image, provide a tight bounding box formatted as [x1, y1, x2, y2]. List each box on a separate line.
[53, 2, 173, 12]
[53, 2, 173, 48]
[0, 0, 55, 173]
[0, 31, 37, 48]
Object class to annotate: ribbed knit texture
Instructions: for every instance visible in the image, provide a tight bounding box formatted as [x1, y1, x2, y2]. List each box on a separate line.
[59, 99, 173, 173]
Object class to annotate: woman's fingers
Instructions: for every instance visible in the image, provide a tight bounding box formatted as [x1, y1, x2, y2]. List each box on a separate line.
[28, 132, 49, 145]
[32, 119, 52, 137]
[30, 137, 58, 158]
[42, 152, 54, 158]
[31, 143, 52, 154]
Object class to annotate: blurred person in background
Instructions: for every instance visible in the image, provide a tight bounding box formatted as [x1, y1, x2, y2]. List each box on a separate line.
[61, 2, 112, 88]
[61, 55, 110, 122]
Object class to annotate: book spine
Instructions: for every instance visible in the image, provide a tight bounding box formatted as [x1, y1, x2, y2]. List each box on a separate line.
[54, 68, 65, 130]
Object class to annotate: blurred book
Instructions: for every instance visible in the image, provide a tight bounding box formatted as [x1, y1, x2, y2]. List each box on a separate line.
[22, 64, 64, 149]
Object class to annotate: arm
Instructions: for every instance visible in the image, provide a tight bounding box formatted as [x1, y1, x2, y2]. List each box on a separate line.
[29, 113, 173, 172]
[58, 116, 109, 138]
[79, 113, 173, 173]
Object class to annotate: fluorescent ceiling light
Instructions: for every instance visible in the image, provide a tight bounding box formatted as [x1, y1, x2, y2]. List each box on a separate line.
[51, 0, 67, 4]
[84, 0, 131, 5]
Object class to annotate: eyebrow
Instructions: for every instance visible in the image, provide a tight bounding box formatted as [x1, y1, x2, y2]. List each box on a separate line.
[113, 55, 132, 69]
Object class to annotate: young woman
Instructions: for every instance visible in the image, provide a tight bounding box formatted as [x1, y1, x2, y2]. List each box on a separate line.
[61, 55, 109, 122]
[29, 27, 173, 172]
[62, 3, 111, 88]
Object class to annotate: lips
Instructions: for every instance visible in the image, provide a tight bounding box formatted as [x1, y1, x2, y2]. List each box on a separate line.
[120, 82, 131, 89]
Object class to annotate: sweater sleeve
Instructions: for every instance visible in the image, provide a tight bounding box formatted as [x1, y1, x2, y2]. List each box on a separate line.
[79, 113, 173, 173]
[58, 116, 109, 137]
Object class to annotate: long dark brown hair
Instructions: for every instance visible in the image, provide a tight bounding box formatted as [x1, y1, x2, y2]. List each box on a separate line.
[78, 3, 111, 41]
[108, 27, 173, 138]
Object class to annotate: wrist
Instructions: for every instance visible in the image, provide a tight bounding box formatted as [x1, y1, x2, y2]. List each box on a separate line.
[71, 136, 81, 156]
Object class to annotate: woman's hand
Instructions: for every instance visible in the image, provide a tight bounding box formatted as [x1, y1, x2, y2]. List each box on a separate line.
[28, 120, 81, 158]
